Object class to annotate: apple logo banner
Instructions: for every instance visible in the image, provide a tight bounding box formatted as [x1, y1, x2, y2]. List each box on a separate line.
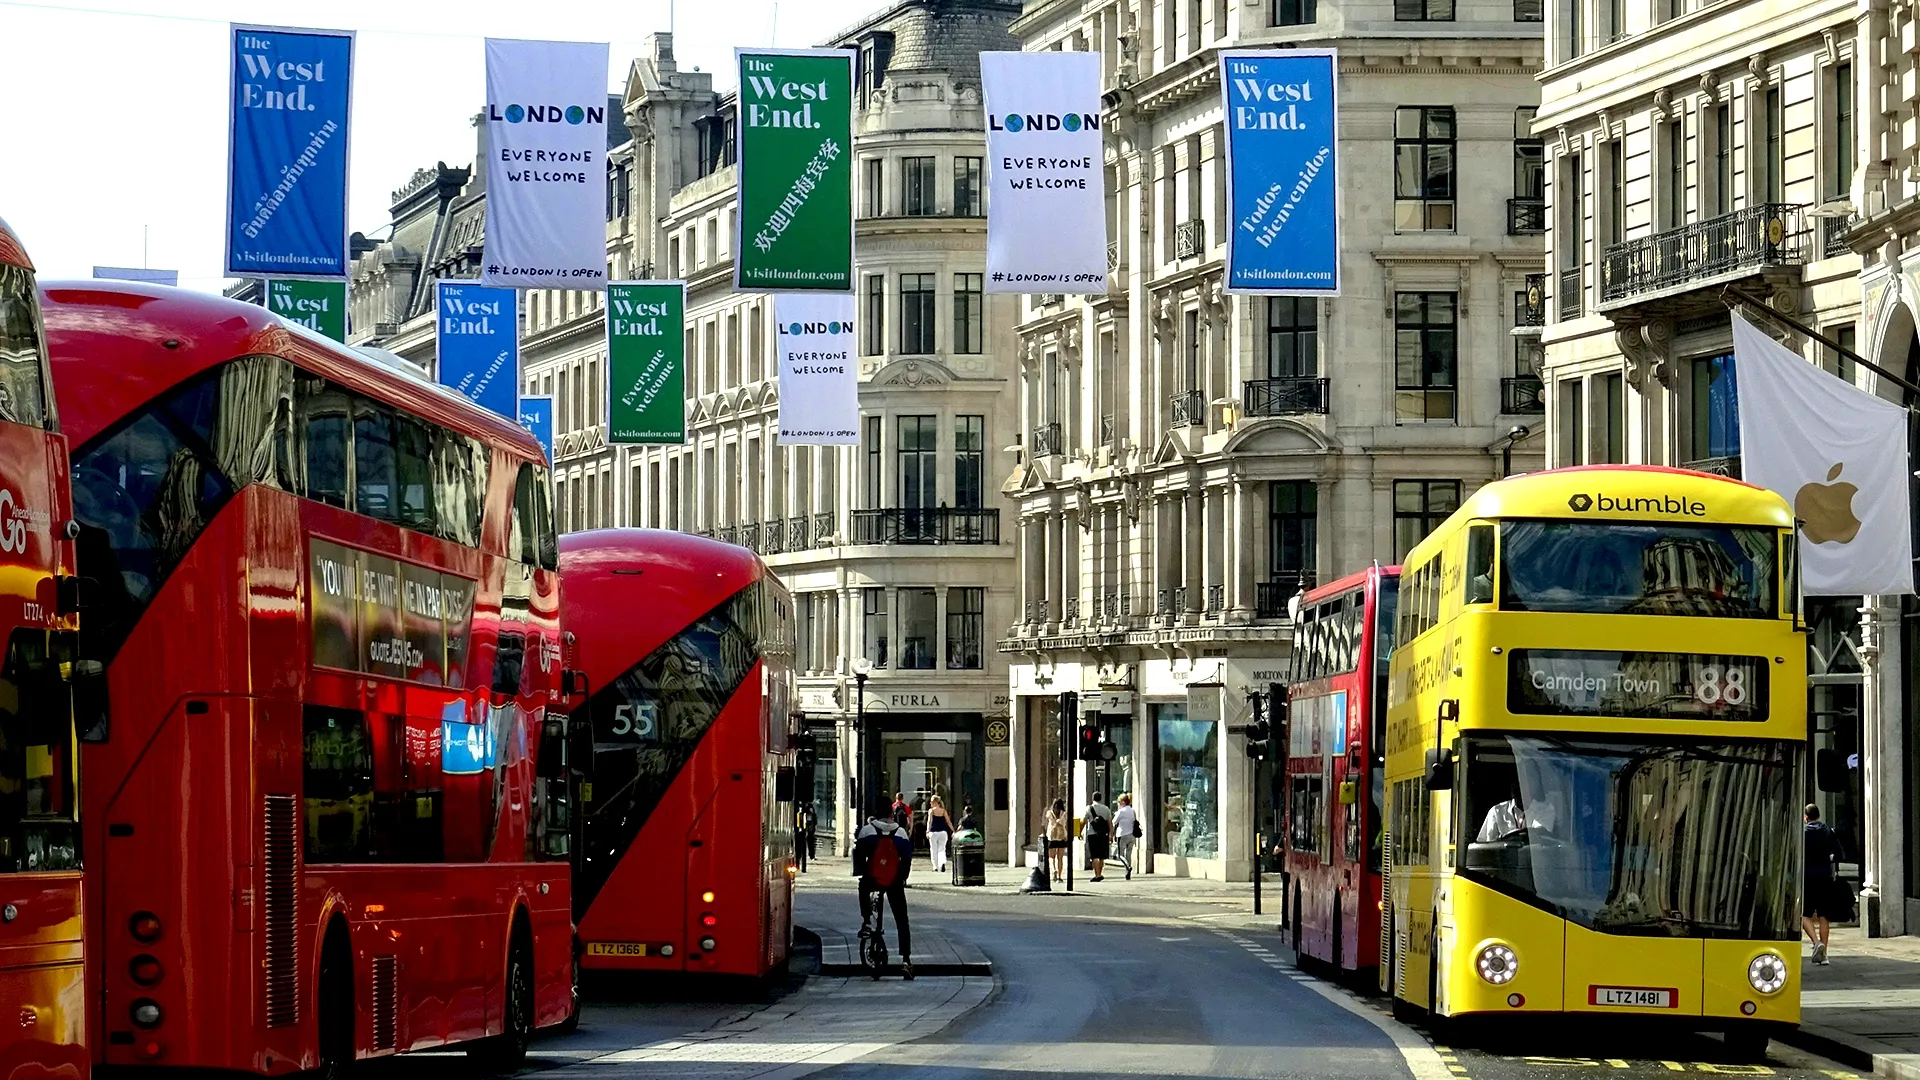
[1795, 463, 1863, 546]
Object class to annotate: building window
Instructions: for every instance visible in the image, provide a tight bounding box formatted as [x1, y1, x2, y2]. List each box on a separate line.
[946, 587, 984, 670]
[1393, 480, 1462, 561]
[954, 273, 984, 354]
[1567, 0, 1583, 57]
[1834, 63, 1855, 199]
[1713, 104, 1732, 216]
[902, 156, 937, 216]
[898, 415, 937, 510]
[1270, 480, 1317, 588]
[1666, 120, 1685, 229]
[900, 273, 936, 354]
[955, 415, 984, 508]
[1561, 152, 1583, 274]
[1266, 297, 1318, 377]
[1271, 0, 1317, 25]
[1764, 88, 1783, 204]
[1515, 106, 1544, 203]
[1395, 107, 1456, 231]
[895, 587, 936, 670]
[1155, 703, 1219, 858]
[862, 588, 889, 668]
[1688, 353, 1740, 461]
[955, 156, 984, 216]
[863, 157, 884, 218]
[1607, 140, 1625, 244]
[1559, 378, 1586, 465]
[864, 415, 881, 509]
[863, 274, 885, 357]
[1601, 372, 1625, 463]
[1394, 292, 1458, 421]
[1834, 324, 1858, 385]
[1395, 0, 1454, 18]
[856, 33, 893, 110]
[1515, 0, 1542, 18]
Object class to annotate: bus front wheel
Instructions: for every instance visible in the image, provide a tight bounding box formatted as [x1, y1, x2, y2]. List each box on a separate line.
[469, 928, 535, 1074]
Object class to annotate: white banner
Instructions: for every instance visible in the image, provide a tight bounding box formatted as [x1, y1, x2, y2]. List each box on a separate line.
[482, 38, 610, 290]
[1731, 312, 1914, 596]
[981, 52, 1106, 294]
[776, 294, 859, 445]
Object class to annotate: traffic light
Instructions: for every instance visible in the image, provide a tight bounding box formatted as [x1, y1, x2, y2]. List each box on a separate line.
[1244, 718, 1271, 760]
[1078, 724, 1101, 761]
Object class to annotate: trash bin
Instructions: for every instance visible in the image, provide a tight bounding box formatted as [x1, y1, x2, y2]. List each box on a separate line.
[951, 829, 987, 886]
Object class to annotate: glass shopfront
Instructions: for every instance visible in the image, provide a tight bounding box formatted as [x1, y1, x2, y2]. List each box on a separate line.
[867, 715, 984, 852]
[808, 729, 839, 851]
[1155, 703, 1219, 859]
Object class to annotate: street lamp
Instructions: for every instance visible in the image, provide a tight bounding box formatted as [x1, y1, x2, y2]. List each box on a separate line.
[852, 658, 871, 816]
[1501, 424, 1531, 478]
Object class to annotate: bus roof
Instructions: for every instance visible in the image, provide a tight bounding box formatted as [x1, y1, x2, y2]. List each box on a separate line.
[39, 279, 544, 459]
[558, 528, 767, 680]
[1300, 564, 1399, 608]
[0, 216, 32, 272]
[1403, 465, 1794, 568]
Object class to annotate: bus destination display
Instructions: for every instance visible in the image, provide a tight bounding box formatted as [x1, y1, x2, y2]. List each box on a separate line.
[1506, 649, 1768, 721]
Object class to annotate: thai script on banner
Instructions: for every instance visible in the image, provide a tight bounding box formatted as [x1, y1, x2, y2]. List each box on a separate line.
[225, 24, 355, 279]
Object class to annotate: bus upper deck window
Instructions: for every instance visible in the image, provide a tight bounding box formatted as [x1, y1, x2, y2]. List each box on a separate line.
[1464, 524, 1494, 605]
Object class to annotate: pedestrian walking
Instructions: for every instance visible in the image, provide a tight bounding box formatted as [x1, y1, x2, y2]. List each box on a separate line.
[926, 795, 955, 872]
[794, 801, 815, 873]
[1085, 792, 1114, 881]
[891, 791, 914, 836]
[1805, 803, 1843, 964]
[1044, 798, 1071, 881]
[1112, 794, 1140, 880]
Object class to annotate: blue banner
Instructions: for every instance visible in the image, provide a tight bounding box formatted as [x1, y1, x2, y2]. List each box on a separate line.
[226, 25, 354, 280]
[435, 282, 518, 420]
[517, 396, 553, 463]
[1219, 50, 1340, 296]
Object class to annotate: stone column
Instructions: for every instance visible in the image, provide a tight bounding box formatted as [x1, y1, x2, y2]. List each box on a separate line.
[1183, 486, 1204, 619]
[1860, 597, 1908, 936]
[1232, 480, 1259, 619]
[1044, 511, 1063, 632]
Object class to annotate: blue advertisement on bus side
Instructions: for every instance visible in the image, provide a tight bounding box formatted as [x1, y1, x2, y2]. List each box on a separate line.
[225, 24, 354, 280]
[435, 281, 519, 421]
[1219, 50, 1340, 297]
[517, 396, 553, 463]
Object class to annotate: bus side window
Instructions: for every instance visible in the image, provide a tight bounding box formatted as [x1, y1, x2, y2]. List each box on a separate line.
[510, 463, 539, 566]
[1464, 525, 1494, 605]
[532, 465, 558, 571]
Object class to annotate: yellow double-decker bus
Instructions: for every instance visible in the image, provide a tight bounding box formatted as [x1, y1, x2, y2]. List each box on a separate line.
[1382, 466, 1805, 1057]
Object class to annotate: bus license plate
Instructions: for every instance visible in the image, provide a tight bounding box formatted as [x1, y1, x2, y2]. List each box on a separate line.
[587, 942, 647, 957]
[1589, 986, 1675, 1008]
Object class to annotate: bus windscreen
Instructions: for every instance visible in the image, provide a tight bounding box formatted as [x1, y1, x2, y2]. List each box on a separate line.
[1498, 520, 1779, 619]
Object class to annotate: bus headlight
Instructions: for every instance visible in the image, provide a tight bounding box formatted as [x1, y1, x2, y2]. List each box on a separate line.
[1748, 952, 1788, 995]
[1476, 944, 1519, 985]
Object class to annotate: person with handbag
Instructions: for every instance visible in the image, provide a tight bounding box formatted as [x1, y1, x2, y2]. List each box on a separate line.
[1805, 803, 1843, 965]
[1112, 793, 1142, 880]
[1085, 793, 1114, 881]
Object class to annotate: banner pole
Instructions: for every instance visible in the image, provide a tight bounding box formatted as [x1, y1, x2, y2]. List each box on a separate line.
[1723, 286, 1920, 399]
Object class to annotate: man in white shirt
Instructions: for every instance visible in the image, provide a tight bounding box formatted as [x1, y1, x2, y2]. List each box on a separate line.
[1477, 782, 1557, 843]
[1112, 794, 1140, 880]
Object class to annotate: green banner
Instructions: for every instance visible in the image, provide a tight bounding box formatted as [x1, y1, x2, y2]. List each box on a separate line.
[735, 49, 854, 293]
[607, 281, 686, 444]
[267, 278, 348, 342]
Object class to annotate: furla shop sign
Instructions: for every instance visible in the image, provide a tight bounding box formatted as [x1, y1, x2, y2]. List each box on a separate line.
[886, 691, 986, 712]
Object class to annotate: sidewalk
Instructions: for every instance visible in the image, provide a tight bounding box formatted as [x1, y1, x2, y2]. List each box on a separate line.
[796, 853, 1270, 905]
[1781, 927, 1920, 1080]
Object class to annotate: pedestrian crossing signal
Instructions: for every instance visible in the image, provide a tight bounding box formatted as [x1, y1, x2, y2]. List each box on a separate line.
[1244, 720, 1272, 760]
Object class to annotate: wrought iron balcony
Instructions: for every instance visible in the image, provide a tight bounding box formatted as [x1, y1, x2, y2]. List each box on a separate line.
[1157, 589, 1173, 615]
[1558, 266, 1584, 320]
[1508, 197, 1547, 235]
[739, 522, 760, 553]
[786, 515, 809, 550]
[1031, 422, 1063, 457]
[1173, 586, 1188, 613]
[1822, 214, 1857, 259]
[1100, 413, 1115, 445]
[1600, 203, 1807, 308]
[1501, 375, 1546, 414]
[1205, 585, 1224, 619]
[1256, 571, 1316, 619]
[1518, 273, 1547, 327]
[717, 525, 738, 547]
[1243, 376, 1330, 417]
[812, 511, 836, 545]
[1174, 218, 1206, 260]
[762, 523, 785, 555]
[1681, 455, 1742, 480]
[1037, 599, 1050, 623]
[1106, 241, 1120, 271]
[1170, 388, 1205, 428]
[1036, 293, 1065, 309]
[1105, 591, 1120, 622]
[1119, 593, 1132, 617]
[1065, 597, 1080, 626]
[849, 507, 1001, 545]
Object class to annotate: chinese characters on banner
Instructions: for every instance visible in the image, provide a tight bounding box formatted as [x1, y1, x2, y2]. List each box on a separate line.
[435, 281, 519, 421]
[734, 50, 854, 293]
[1219, 50, 1341, 296]
[225, 24, 354, 279]
[775, 293, 859, 445]
[482, 38, 612, 290]
[606, 282, 687, 444]
[980, 51, 1107, 294]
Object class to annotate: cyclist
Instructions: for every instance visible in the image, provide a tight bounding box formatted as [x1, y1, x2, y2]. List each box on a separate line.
[852, 807, 915, 979]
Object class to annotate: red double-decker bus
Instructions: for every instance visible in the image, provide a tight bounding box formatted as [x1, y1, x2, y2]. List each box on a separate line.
[44, 281, 576, 1074]
[560, 529, 796, 980]
[1283, 565, 1399, 978]
[0, 217, 93, 1080]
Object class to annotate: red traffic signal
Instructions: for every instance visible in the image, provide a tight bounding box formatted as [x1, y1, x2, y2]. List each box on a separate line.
[1077, 724, 1100, 761]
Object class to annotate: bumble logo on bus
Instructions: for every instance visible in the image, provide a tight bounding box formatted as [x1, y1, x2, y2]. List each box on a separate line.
[1566, 491, 1707, 517]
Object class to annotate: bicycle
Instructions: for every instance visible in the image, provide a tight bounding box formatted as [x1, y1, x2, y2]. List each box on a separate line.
[857, 886, 888, 979]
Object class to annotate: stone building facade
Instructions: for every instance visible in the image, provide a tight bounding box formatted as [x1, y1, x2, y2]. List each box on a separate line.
[1004, 0, 1545, 880]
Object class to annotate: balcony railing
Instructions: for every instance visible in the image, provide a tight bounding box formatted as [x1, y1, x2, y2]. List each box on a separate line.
[813, 511, 836, 546]
[1170, 388, 1205, 428]
[1501, 375, 1546, 414]
[1157, 589, 1173, 615]
[1031, 422, 1063, 457]
[716, 525, 738, 546]
[1681, 455, 1742, 479]
[786, 515, 809, 550]
[1558, 266, 1584, 320]
[762, 523, 785, 555]
[1823, 214, 1856, 259]
[1519, 273, 1547, 328]
[1173, 586, 1188, 613]
[1036, 293, 1065, 308]
[1242, 376, 1330, 417]
[1106, 241, 1120, 271]
[850, 507, 1001, 545]
[1205, 584, 1224, 619]
[1600, 203, 1807, 306]
[1104, 591, 1120, 622]
[1255, 571, 1316, 619]
[1174, 218, 1206, 260]
[1100, 413, 1115, 445]
[1508, 197, 1547, 235]
[1065, 597, 1080, 626]
[739, 522, 760, 553]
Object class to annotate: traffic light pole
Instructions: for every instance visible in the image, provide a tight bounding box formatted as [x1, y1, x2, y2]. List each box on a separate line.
[1059, 692, 1077, 894]
[1249, 691, 1264, 916]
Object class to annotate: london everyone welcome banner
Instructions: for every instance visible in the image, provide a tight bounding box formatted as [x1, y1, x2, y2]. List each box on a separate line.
[225, 24, 354, 279]
[483, 38, 612, 290]
[734, 49, 854, 293]
[1219, 49, 1341, 296]
[981, 51, 1107, 294]
[775, 293, 860, 445]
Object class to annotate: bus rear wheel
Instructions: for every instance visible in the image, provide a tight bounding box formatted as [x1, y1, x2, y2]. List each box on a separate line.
[469, 932, 534, 1075]
[316, 922, 354, 1080]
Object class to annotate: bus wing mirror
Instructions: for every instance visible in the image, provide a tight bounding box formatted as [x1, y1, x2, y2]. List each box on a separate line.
[561, 668, 589, 701]
[1424, 747, 1455, 790]
[73, 660, 109, 743]
[775, 766, 797, 803]
[1338, 780, 1358, 805]
[55, 575, 89, 615]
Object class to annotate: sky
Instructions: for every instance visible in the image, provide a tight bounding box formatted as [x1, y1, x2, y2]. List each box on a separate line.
[0, 0, 867, 292]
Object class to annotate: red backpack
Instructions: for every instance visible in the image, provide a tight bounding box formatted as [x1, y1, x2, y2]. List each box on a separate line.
[868, 832, 904, 888]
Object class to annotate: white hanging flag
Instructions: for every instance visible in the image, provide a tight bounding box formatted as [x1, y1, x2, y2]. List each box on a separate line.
[980, 51, 1107, 294]
[775, 293, 860, 445]
[482, 38, 610, 290]
[1731, 311, 1913, 596]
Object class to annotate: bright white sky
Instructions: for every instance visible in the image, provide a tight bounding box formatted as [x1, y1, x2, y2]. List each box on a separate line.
[0, 0, 867, 292]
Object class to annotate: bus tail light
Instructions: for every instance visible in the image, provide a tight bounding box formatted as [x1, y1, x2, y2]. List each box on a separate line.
[1747, 952, 1787, 994]
[701, 913, 718, 927]
[129, 911, 162, 943]
[660, 945, 674, 958]
[130, 955, 164, 986]
[701, 891, 716, 903]
[130, 999, 162, 1028]
[1475, 944, 1518, 985]
[139, 1040, 164, 1060]
[700, 937, 717, 951]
